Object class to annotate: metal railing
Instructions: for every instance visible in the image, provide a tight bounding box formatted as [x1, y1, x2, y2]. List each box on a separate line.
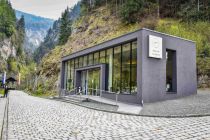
[81, 87, 120, 105]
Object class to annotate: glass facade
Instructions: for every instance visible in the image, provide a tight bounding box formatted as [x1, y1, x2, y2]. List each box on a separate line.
[63, 40, 137, 94]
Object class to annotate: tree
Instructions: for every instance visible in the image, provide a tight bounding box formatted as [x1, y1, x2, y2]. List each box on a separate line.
[16, 15, 25, 57]
[58, 7, 72, 45]
[0, 0, 16, 37]
[120, 0, 145, 23]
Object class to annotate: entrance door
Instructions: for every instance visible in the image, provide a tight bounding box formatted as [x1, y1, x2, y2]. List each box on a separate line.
[81, 68, 100, 96]
[81, 71, 88, 95]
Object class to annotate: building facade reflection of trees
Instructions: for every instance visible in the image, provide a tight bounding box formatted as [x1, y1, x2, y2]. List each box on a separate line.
[64, 40, 137, 95]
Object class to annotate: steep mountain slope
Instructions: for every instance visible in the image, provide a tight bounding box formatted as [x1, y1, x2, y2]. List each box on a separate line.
[35, 2, 210, 94]
[0, 0, 26, 74]
[15, 10, 54, 54]
[34, 2, 81, 63]
[39, 6, 146, 80]
[33, 20, 60, 62]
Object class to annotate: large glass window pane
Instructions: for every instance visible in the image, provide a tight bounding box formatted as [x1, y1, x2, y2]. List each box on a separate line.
[88, 53, 93, 66]
[70, 60, 74, 90]
[121, 43, 131, 94]
[79, 57, 83, 68]
[83, 55, 88, 66]
[113, 46, 121, 92]
[106, 48, 113, 91]
[94, 52, 99, 64]
[166, 50, 176, 92]
[64, 62, 68, 90]
[67, 60, 71, 90]
[131, 41, 137, 94]
[100, 50, 106, 63]
[74, 58, 79, 68]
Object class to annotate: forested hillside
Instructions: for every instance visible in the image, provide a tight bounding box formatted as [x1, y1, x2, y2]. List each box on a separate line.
[25, 0, 210, 95]
[33, 2, 81, 63]
[0, 0, 28, 76]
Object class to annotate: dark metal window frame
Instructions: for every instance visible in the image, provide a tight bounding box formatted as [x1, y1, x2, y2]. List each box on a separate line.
[166, 49, 177, 93]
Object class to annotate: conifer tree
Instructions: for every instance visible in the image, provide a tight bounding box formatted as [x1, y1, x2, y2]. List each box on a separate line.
[58, 7, 72, 45]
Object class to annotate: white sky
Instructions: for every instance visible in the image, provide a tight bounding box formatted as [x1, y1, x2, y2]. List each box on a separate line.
[10, 0, 80, 19]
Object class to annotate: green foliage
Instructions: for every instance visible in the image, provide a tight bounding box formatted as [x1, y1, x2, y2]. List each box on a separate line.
[0, 0, 16, 38]
[0, 88, 4, 95]
[7, 56, 18, 72]
[156, 19, 210, 78]
[58, 7, 72, 45]
[178, 0, 210, 22]
[15, 15, 25, 57]
[120, 0, 145, 23]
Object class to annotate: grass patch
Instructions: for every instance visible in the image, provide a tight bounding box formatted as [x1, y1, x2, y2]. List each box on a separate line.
[0, 88, 4, 95]
[28, 90, 57, 98]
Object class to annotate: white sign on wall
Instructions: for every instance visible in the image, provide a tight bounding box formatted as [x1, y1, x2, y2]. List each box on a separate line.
[149, 35, 163, 59]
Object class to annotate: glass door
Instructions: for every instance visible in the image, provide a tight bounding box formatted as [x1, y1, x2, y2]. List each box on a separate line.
[81, 71, 88, 95]
[87, 68, 100, 96]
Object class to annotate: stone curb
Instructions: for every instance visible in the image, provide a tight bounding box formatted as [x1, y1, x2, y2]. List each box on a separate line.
[0, 97, 8, 139]
[45, 97, 210, 118]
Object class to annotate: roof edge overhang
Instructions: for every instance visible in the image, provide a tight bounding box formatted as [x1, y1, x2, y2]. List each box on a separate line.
[61, 28, 195, 62]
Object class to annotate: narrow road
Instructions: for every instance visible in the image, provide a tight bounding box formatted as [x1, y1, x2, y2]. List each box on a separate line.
[7, 91, 210, 139]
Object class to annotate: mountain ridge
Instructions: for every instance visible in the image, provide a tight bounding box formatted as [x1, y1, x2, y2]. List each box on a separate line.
[15, 10, 54, 54]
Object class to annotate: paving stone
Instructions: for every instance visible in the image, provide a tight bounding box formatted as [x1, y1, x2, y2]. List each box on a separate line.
[6, 90, 210, 139]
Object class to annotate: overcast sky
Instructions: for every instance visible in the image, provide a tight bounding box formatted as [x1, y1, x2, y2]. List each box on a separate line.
[10, 0, 80, 19]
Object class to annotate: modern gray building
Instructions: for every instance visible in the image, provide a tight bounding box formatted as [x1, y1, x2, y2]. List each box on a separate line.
[60, 28, 197, 104]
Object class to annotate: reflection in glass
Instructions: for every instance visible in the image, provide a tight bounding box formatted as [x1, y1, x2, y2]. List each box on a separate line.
[74, 58, 79, 69]
[94, 52, 99, 64]
[67, 60, 71, 90]
[113, 46, 121, 92]
[70, 60, 74, 89]
[131, 41, 137, 94]
[100, 50, 106, 63]
[106, 48, 113, 91]
[83, 55, 88, 66]
[64, 62, 68, 90]
[63, 40, 138, 94]
[79, 57, 83, 68]
[88, 53, 93, 65]
[121, 43, 131, 94]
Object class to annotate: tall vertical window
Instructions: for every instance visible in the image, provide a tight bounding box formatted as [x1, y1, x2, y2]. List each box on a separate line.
[79, 57, 83, 68]
[94, 52, 100, 64]
[106, 48, 113, 91]
[67, 60, 71, 90]
[64, 62, 68, 90]
[88, 53, 93, 65]
[113, 46, 121, 92]
[83, 55, 88, 66]
[70, 60, 74, 90]
[74, 58, 79, 69]
[166, 50, 176, 92]
[121, 43, 131, 94]
[99, 50, 106, 63]
[131, 41, 137, 94]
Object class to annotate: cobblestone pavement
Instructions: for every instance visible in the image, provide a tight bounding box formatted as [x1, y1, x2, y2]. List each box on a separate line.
[140, 89, 210, 117]
[7, 91, 210, 140]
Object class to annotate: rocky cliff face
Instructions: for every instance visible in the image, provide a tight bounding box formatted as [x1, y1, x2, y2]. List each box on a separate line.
[0, 38, 17, 71]
[0, 38, 16, 59]
[15, 10, 54, 55]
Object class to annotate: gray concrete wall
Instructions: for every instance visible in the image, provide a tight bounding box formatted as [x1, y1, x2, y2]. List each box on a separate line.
[141, 29, 197, 103]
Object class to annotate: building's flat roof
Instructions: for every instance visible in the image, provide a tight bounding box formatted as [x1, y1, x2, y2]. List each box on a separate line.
[62, 28, 195, 61]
